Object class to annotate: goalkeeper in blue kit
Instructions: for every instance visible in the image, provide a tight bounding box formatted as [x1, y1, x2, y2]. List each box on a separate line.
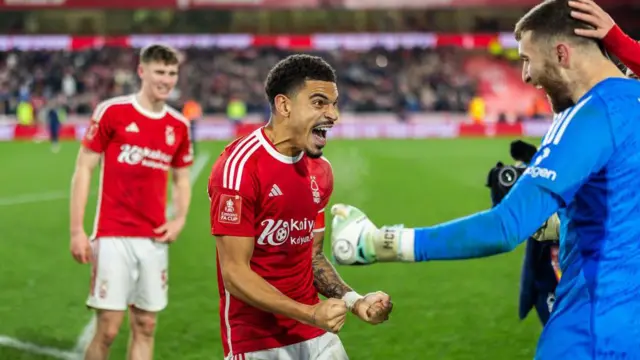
[330, 1, 640, 359]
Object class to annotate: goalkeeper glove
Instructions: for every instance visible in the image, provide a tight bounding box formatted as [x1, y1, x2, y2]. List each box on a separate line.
[532, 213, 560, 242]
[330, 204, 412, 265]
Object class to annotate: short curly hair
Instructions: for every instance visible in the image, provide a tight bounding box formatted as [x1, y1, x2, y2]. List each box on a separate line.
[265, 54, 337, 107]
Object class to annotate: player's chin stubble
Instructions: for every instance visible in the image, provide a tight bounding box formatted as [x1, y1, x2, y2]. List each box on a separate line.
[305, 147, 323, 159]
[540, 70, 573, 113]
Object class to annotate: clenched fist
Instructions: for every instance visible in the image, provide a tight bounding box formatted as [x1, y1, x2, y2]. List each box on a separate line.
[311, 299, 348, 333]
[353, 291, 393, 325]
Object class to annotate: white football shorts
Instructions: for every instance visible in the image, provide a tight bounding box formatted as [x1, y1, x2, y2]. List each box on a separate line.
[226, 332, 349, 360]
[86, 237, 169, 312]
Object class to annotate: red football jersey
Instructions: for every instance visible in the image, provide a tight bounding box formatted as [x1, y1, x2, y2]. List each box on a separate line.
[208, 127, 333, 357]
[82, 95, 193, 239]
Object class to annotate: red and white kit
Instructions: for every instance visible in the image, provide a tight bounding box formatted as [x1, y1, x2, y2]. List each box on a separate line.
[209, 128, 348, 359]
[82, 95, 193, 312]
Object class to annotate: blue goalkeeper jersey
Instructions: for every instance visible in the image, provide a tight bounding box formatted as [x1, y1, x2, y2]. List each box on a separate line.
[529, 78, 640, 358]
[413, 77, 640, 359]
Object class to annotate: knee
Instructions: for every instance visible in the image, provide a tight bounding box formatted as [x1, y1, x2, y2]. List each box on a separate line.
[96, 324, 120, 347]
[131, 312, 157, 338]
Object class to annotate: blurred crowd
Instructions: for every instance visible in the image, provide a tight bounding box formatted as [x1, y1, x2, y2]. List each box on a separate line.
[0, 47, 478, 118]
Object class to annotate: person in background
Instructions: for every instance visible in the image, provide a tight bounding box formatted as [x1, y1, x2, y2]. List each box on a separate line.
[47, 95, 66, 153]
[468, 95, 486, 124]
[16, 94, 34, 127]
[182, 98, 201, 155]
[226, 95, 247, 125]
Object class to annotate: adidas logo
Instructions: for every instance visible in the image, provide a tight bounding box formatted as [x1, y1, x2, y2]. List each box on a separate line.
[125, 122, 139, 133]
[269, 184, 283, 197]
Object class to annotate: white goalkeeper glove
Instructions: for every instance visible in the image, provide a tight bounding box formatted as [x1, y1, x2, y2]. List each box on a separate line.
[330, 204, 411, 265]
[532, 213, 560, 242]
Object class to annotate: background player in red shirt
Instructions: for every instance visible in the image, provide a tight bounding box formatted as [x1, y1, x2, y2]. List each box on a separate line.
[69, 44, 193, 360]
[208, 54, 393, 360]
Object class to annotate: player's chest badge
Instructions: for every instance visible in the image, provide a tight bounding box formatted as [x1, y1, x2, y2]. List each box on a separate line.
[310, 175, 321, 204]
[165, 126, 175, 146]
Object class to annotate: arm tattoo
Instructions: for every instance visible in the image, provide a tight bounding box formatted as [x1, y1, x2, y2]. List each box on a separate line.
[312, 234, 352, 299]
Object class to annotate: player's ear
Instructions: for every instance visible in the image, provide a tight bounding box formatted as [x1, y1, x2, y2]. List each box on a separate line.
[137, 63, 145, 79]
[555, 43, 570, 68]
[274, 94, 291, 118]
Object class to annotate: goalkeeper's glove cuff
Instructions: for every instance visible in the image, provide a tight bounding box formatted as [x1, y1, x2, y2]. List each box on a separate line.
[372, 226, 416, 262]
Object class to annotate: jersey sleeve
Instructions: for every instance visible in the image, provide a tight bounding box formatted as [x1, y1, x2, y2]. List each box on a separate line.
[171, 124, 194, 168]
[603, 25, 640, 76]
[209, 157, 258, 238]
[313, 158, 334, 233]
[81, 104, 114, 153]
[519, 95, 614, 205]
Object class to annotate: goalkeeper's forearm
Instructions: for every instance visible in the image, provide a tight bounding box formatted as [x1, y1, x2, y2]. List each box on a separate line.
[388, 182, 561, 262]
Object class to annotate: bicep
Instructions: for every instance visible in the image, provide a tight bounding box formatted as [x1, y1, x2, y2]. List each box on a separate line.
[216, 236, 254, 271]
[172, 167, 190, 184]
[312, 209, 326, 256]
[75, 146, 101, 172]
[495, 180, 562, 246]
[312, 231, 325, 257]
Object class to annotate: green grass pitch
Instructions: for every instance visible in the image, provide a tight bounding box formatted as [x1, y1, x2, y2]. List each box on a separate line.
[0, 138, 543, 360]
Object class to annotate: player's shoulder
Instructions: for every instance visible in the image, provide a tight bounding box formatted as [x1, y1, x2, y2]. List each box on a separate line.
[591, 77, 640, 113]
[164, 105, 191, 131]
[91, 95, 134, 122]
[219, 131, 265, 161]
[554, 91, 607, 131]
[210, 132, 265, 192]
[591, 78, 640, 135]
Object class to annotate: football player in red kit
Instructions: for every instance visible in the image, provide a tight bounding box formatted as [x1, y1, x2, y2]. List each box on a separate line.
[69, 44, 193, 360]
[208, 54, 393, 360]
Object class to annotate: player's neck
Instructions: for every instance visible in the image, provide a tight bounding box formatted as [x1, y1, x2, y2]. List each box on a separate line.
[571, 60, 626, 104]
[263, 120, 303, 158]
[135, 91, 165, 114]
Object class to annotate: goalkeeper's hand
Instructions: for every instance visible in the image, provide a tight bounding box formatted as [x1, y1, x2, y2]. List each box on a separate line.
[532, 213, 560, 242]
[330, 204, 407, 265]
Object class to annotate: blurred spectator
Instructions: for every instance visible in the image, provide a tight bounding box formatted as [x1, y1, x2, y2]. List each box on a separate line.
[0, 46, 479, 117]
[468, 95, 485, 124]
[182, 99, 202, 154]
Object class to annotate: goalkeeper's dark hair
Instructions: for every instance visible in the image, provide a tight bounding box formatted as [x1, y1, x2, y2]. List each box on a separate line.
[514, 0, 598, 49]
[265, 54, 337, 108]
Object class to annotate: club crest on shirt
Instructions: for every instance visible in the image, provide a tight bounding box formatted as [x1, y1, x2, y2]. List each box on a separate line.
[310, 176, 321, 204]
[219, 194, 242, 224]
[165, 126, 175, 146]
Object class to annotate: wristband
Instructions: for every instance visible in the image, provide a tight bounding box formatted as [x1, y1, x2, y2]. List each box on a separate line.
[341, 291, 364, 311]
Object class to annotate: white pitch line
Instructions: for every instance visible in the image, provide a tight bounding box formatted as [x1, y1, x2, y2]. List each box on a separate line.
[0, 336, 77, 360]
[0, 191, 98, 207]
[0, 191, 68, 206]
[72, 316, 96, 354]
[72, 151, 211, 354]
